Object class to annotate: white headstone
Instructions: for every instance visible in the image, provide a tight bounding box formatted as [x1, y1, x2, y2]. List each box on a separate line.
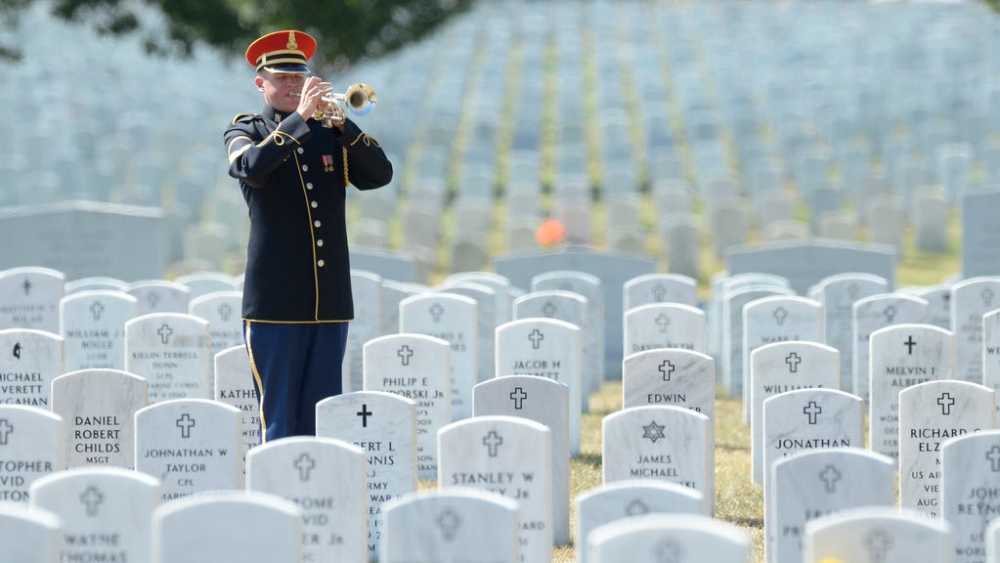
[213, 345, 259, 471]
[65, 277, 129, 293]
[31, 467, 160, 563]
[768, 448, 896, 563]
[474, 375, 570, 544]
[722, 286, 793, 397]
[750, 341, 840, 484]
[0, 267, 65, 333]
[51, 369, 147, 468]
[576, 481, 705, 563]
[623, 273, 698, 310]
[0, 405, 64, 502]
[60, 290, 135, 371]
[953, 277, 1000, 384]
[363, 334, 450, 480]
[899, 380, 997, 516]
[532, 271, 605, 392]
[602, 406, 713, 514]
[0, 502, 61, 563]
[622, 349, 715, 419]
[624, 303, 706, 355]
[587, 514, 750, 563]
[440, 282, 496, 383]
[188, 291, 243, 355]
[399, 292, 478, 421]
[134, 399, 241, 501]
[125, 313, 212, 402]
[983, 309, 1000, 411]
[315, 390, 417, 559]
[804, 507, 953, 563]
[127, 280, 190, 315]
[853, 293, 929, 399]
[381, 489, 520, 563]
[152, 491, 303, 563]
[514, 290, 596, 397]
[246, 436, 367, 563]
[0, 329, 62, 409]
[346, 270, 383, 393]
[438, 416, 552, 563]
[174, 272, 237, 299]
[761, 389, 864, 496]
[815, 273, 889, 391]
[869, 324, 954, 458]
[942, 429, 1000, 563]
[494, 318, 583, 452]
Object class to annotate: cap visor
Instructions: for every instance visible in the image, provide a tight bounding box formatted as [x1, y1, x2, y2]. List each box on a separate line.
[262, 63, 311, 74]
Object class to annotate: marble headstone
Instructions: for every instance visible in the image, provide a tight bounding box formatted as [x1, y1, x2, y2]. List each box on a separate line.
[804, 507, 953, 563]
[0, 267, 64, 333]
[125, 313, 212, 402]
[953, 277, 1000, 384]
[0, 329, 63, 408]
[0, 405, 65, 502]
[814, 273, 889, 391]
[188, 291, 243, 355]
[213, 345, 260, 467]
[622, 349, 715, 419]
[587, 514, 750, 563]
[0, 501, 61, 563]
[941, 429, 1000, 563]
[624, 303, 706, 355]
[127, 281, 190, 316]
[623, 273, 698, 310]
[346, 270, 384, 393]
[853, 293, 929, 400]
[60, 290, 135, 371]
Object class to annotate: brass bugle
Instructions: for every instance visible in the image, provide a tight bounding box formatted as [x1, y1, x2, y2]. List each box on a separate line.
[290, 82, 377, 116]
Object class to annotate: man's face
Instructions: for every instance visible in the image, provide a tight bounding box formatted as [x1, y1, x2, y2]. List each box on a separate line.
[255, 70, 307, 112]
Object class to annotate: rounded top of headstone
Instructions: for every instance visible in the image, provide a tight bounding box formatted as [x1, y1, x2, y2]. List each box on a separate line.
[174, 272, 238, 286]
[364, 333, 451, 350]
[869, 322, 952, 341]
[246, 435, 364, 458]
[625, 302, 703, 318]
[751, 340, 838, 358]
[588, 513, 748, 549]
[60, 289, 136, 304]
[853, 292, 928, 309]
[496, 317, 581, 333]
[0, 403, 63, 423]
[575, 479, 705, 505]
[475, 374, 570, 393]
[439, 414, 551, 436]
[951, 276, 1000, 291]
[65, 277, 129, 293]
[814, 272, 889, 291]
[514, 290, 589, 306]
[30, 466, 160, 493]
[214, 344, 248, 362]
[53, 368, 147, 386]
[532, 270, 601, 286]
[438, 281, 496, 296]
[803, 506, 950, 538]
[773, 446, 894, 473]
[400, 291, 477, 308]
[316, 389, 417, 409]
[188, 291, 243, 309]
[624, 273, 697, 288]
[383, 487, 518, 515]
[0, 267, 65, 281]
[0, 502, 61, 530]
[623, 347, 713, 365]
[350, 269, 383, 283]
[0, 328, 63, 342]
[444, 272, 512, 287]
[745, 294, 822, 310]
[125, 312, 210, 330]
[604, 405, 710, 425]
[135, 398, 240, 418]
[128, 280, 190, 292]
[153, 490, 302, 520]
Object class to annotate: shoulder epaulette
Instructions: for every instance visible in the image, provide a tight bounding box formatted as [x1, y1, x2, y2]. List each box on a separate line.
[231, 113, 257, 125]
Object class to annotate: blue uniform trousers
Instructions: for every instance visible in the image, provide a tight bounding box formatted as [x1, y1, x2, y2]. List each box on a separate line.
[243, 320, 349, 442]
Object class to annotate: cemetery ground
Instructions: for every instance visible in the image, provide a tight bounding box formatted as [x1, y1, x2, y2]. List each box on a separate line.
[404, 208, 960, 562]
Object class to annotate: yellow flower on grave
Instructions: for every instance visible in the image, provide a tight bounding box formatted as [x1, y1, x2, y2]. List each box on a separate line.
[818, 558, 843, 563]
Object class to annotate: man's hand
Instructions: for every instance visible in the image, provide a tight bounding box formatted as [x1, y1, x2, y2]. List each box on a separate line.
[325, 102, 346, 130]
[296, 76, 333, 121]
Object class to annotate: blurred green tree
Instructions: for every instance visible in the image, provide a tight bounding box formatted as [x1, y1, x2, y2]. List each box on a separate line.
[0, 0, 471, 69]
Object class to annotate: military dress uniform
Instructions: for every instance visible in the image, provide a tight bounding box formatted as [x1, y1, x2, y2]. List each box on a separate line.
[226, 30, 392, 442]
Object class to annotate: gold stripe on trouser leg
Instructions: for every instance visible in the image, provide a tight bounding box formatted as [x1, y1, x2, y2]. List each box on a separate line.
[244, 320, 268, 444]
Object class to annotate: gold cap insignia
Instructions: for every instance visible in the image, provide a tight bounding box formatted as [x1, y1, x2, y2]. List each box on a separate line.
[287, 31, 298, 50]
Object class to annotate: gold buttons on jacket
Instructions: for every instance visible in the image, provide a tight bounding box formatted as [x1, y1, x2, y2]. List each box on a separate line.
[306, 182, 313, 190]
[311, 201, 318, 208]
[302, 164, 309, 172]
[317, 259, 325, 267]
[314, 220, 321, 228]
[317, 239, 324, 247]
[297, 147, 305, 154]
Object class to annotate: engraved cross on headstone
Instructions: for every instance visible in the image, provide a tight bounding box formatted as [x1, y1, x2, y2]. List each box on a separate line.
[803, 401, 823, 425]
[397, 345, 415, 366]
[21, 279, 31, 296]
[356, 404, 373, 428]
[157, 324, 173, 345]
[904, 336, 916, 355]
[772, 306, 788, 326]
[0, 419, 13, 445]
[176, 413, 196, 439]
[89, 301, 105, 322]
[864, 530, 893, 563]
[652, 284, 667, 302]
[652, 540, 683, 563]
[542, 301, 558, 317]
[625, 498, 650, 516]
[819, 464, 842, 493]
[429, 303, 444, 323]
[659, 360, 676, 382]
[937, 393, 956, 416]
[218, 303, 233, 322]
[654, 313, 671, 334]
[509, 387, 528, 410]
[883, 306, 897, 324]
[436, 509, 461, 542]
[785, 352, 802, 373]
[482, 430, 504, 457]
[294, 453, 316, 481]
[80, 486, 104, 517]
[987, 445, 1000, 472]
[528, 329, 544, 350]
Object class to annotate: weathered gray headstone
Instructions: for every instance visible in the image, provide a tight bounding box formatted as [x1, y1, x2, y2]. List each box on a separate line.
[399, 292, 478, 421]
[316, 391, 417, 559]
[576, 480, 705, 563]
[899, 380, 996, 516]
[494, 318, 582, 452]
[870, 324, 954, 458]
[31, 467, 160, 563]
[51, 369, 147, 468]
[962, 192, 1000, 278]
[438, 416, 552, 563]
[188, 291, 243, 355]
[0, 405, 64, 502]
[853, 294, 929, 400]
[381, 489, 519, 563]
[804, 507, 952, 563]
[363, 334, 450, 480]
[125, 313, 212, 402]
[767, 448, 896, 563]
[152, 491, 303, 563]
[622, 349, 715, 419]
[247, 436, 367, 563]
[474, 375, 570, 544]
[602, 406, 713, 514]
[60, 290, 135, 371]
[587, 514, 750, 563]
[0, 329, 62, 409]
[0, 267, 64, 333]
[135, 399, 241, 501]
[347, 270, 383, 393]
[953, 277, 1000, 384]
